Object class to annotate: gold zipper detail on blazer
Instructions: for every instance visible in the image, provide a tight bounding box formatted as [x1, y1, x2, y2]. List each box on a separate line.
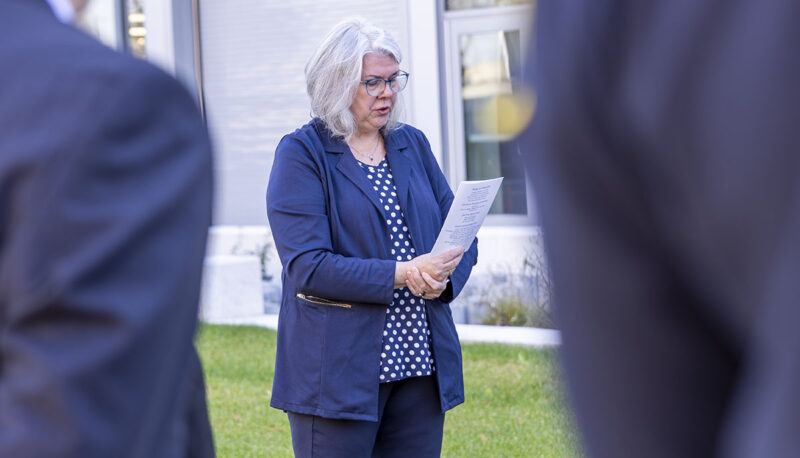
[296, 293, 352, 309]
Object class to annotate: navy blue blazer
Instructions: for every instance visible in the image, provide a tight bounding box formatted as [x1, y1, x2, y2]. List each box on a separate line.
[0, 0, 214, 456]
[267, 118, 478, 420]
[527, 0, 800, 456]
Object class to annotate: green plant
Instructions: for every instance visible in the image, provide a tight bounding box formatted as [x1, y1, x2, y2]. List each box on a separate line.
[253, 239, 273, 281]
[230, 231, 274, 281]
[481, 295, 530, 326]
[479, 236, 556, 328]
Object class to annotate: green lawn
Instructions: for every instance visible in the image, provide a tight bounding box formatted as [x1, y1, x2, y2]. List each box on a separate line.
[197, 324, 581, 457]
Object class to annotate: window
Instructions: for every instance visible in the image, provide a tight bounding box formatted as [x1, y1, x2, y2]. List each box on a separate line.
[124, 0, 147, 58]
[446, 0, 530, 11]
[75, 1, 147, 59]
[442, 2, 535, 221]
[460, 29, 526, 214]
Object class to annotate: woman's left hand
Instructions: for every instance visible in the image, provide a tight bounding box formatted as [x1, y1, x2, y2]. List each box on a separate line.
[405, 265, 448, 300]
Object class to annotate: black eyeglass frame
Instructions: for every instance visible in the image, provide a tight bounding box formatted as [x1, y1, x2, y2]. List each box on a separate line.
[360, 71, 410, 97]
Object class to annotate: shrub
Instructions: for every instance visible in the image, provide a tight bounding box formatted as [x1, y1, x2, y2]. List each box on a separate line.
[479, 236, 556, 328]
[230, 231, 274, 281]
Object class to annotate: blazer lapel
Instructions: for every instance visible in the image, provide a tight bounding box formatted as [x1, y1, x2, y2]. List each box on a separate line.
[315, 119, 385, 216]
[335, 150, 385, 216]
[385, 131, 429, 252]
[385, 139, 411, 216]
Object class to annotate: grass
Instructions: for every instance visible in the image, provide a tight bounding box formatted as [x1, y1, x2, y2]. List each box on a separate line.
[196, 324, 581, 457]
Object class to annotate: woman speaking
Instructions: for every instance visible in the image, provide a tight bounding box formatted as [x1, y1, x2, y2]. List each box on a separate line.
[266, 18, 478, 457]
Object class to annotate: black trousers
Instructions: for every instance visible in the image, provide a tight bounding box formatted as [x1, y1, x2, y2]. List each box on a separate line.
[287, 375, 445, 458]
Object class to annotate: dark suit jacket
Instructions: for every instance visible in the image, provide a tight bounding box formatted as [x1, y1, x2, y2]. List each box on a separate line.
[267, 118, 478, 421]
[526, 1, 800, 457]
[0, 0, 215, 456]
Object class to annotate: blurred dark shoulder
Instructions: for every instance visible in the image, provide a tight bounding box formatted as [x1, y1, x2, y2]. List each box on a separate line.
[0, 0, 203, 163]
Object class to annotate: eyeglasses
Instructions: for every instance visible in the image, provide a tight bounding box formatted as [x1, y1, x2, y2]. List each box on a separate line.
[361, 72, 409, 97]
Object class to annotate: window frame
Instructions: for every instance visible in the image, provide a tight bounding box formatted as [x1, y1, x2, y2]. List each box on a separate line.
[441, 3, 536, 226]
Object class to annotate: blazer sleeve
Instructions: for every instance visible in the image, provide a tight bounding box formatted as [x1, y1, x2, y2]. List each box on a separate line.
[0, 66, 213, 457]
[267, 136, 396, 305]
[415, 130, 479, 303]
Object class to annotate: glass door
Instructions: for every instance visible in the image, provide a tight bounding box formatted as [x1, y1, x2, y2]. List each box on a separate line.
[443, 4, 535, 223]
[123, 0, 147, 58]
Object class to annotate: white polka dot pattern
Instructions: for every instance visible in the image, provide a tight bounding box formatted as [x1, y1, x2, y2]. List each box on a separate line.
[357, 158, 434, 382]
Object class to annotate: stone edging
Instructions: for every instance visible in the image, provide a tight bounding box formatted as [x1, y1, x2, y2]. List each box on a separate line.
[203, 314, 561, 348]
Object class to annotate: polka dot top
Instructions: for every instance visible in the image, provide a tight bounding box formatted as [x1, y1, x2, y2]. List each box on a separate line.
[356, 158, 435, 383]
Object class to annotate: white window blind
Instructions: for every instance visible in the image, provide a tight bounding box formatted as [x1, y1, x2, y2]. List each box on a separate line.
[199, 0, 409, 224]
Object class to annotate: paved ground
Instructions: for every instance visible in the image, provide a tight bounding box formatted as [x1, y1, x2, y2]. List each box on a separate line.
[204, 314, 561, 348]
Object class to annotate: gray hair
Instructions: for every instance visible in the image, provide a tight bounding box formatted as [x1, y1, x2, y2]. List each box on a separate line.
[305, 18, 404, 140]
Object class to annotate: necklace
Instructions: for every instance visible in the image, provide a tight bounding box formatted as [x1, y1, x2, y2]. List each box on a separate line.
[349, 135, 382, 164]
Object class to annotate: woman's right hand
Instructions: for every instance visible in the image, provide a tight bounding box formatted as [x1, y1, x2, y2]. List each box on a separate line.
[411, 247, 464, 282]
[405, 266, 449, 300]
[394, 246, 464, 289]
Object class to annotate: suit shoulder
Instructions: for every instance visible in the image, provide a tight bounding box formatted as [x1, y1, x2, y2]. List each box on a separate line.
[111, 59, 199, 113]
[276, 120, 325, 155]
[392, 123, 431, 146]
[285, 119, 321, 141]
[71, 44, 195, 111]
[0, 12, 194, 110]
[394, 122, 423, 136]
[390, 124, 434, 159]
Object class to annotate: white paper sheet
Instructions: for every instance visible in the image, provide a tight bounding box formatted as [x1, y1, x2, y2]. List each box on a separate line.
[431, 177, 504, 256]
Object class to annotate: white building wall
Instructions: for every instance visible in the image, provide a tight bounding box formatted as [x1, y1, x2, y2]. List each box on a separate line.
[103, 0, 538, 320]
[141, 0, 176, 73]
[197, 0, 538, 277]
[406, 0, 444, 164]
[78, 1, 120, 49]
[75, 1, 539, 325]
[197, 0, 410, 226]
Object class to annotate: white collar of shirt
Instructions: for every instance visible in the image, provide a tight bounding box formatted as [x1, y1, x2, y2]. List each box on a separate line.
[45, 0, 76, 24]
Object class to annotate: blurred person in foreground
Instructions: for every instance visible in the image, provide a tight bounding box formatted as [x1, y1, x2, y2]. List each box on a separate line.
[526, 1, 800, 457]
[0, 0, 215, 456]
[267, 18, 477, 457]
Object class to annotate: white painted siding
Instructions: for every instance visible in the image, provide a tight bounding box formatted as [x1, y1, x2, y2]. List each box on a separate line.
[199, 0, 410, 224]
